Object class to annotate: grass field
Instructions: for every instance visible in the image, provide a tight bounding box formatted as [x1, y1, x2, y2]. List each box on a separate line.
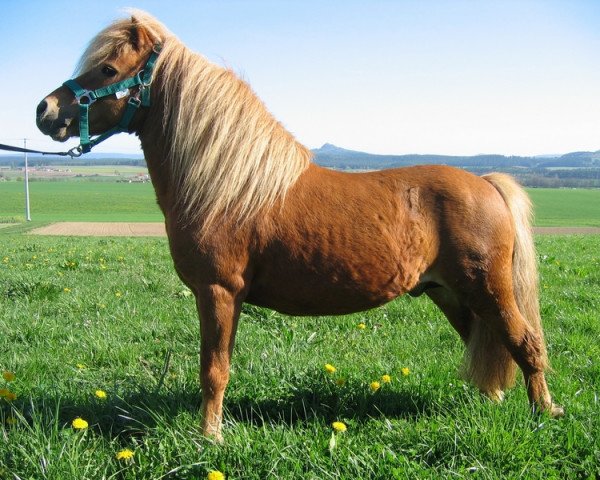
[0, 234, 599, 479]
[0, 182, 162, 222]
[1, 181, 599, 226]
[527, 188, 600, 227]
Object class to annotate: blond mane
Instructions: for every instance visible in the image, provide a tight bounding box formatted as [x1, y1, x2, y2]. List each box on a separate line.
[77, 10, 312, 230]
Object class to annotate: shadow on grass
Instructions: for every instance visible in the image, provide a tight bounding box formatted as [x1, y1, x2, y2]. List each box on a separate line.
[3, 379, 456, 439]
[226, 386, 439, 428]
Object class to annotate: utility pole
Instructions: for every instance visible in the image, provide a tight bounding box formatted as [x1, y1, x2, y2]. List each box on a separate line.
[24, 138, 31, 221]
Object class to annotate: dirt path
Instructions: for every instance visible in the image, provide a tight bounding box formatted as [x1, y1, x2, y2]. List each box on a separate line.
[28, 222, 600, 237]
[533, 227, 600, 235]
[29, 222, 166, 237]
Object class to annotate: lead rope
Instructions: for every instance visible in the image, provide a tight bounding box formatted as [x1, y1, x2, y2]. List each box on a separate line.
[0, 143, 78, 157]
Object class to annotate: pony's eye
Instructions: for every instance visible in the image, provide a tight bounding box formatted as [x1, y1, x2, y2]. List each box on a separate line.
[101, 65, 117, 77]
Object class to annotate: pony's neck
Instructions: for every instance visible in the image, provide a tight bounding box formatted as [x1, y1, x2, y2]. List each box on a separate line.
[138, 113, 174, 218]
[137, 39, 312, 230]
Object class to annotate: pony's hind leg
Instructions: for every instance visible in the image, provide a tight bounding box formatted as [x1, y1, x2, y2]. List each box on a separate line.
[467, 281, 563, 416]
[427, 286, 515, 402]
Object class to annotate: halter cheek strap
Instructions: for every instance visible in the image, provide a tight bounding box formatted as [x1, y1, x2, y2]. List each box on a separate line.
[62, 45, 161, 156]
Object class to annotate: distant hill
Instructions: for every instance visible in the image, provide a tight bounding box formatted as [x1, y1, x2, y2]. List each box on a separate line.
[311, 143, 600, 170]
[2, 144, 599, 170]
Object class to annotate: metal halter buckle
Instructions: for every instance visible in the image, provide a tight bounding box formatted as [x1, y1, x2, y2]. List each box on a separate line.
[136, 69, 152, 88]
[128, 95, 142, 107]
[76, 91, 97, 105]
[67, 145, 83, 158]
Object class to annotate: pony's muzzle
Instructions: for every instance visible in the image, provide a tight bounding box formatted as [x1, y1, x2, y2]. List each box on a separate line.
[36, 96, 73, 141]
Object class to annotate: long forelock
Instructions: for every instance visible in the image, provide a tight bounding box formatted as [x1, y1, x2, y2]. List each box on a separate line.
[74, 10, 169, 75]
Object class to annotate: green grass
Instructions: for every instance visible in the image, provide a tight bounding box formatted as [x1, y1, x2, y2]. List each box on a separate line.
[527, 188, 600, 227]
[1, 234, 599, 479]
[1, 180, 599, 226]
[0, 182, 162, 222]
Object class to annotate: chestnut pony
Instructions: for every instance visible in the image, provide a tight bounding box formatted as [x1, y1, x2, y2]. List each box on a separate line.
[36, 11, 562, 440]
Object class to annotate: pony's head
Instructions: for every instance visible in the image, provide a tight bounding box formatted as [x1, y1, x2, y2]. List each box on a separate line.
[36, 13, 166, 148]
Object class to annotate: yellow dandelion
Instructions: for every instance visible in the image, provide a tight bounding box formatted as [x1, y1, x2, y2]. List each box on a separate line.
[95, 389, 107, 400]
[401, 367, 410, 376]
[370, 381, 381, 392]
[115, 291, 122, 297]
[357, 322, 366, 329]
[332, 421, 347, 433]
[72, 417, 89, 430]
[381, 374, 392, 383]
[116, 448, 135, 460]
[207, 471, 225, 480]
[324, 364, 337, 374]
[2, 371, 15, 382]
[1, 389, 16, 401]
[100, 265, 107, 270]
[2, 257, 8, 263]
[63, 287, 71, 293]
[76, 363, 86, 370]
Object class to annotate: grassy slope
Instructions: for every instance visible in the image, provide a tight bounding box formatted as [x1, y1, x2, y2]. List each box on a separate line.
[0, 235, 598, 479]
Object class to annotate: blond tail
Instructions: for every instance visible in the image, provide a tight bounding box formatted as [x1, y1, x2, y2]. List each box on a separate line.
[482, 173, 548, 369]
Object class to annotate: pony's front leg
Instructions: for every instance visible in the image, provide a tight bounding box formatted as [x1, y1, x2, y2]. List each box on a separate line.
[195, 284, 242, 442]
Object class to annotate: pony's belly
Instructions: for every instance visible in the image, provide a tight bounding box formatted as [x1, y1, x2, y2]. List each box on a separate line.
[245, 270, 408, 316]
[246, 292, 399, 316]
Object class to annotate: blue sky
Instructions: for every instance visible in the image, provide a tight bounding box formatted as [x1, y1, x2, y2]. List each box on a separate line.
[1, 0, 599, 156]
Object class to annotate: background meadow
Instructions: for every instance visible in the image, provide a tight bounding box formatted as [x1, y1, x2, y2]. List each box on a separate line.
[1, 233, 599, 479]
[1, 182, 600, 225]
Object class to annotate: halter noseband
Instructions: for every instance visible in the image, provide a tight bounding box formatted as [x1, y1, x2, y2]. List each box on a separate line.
[62, 44, 161, 157]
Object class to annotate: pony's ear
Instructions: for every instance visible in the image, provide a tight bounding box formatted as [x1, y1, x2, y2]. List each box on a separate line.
[128, 16, 153, 51]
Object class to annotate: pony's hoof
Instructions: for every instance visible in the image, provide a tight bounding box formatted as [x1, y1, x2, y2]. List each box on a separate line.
[484, 389, 505, 403]
[549, 403, 564, 418]
[534, 402, 564, 418]
[201, 422, 224, 444]
[203, 430, 224, 444]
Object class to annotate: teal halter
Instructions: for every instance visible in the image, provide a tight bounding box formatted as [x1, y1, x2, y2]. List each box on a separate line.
[62, 45, 161, 156]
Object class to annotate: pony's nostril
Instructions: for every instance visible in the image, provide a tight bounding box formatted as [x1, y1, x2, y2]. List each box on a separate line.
[36, 100, 48, 117]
